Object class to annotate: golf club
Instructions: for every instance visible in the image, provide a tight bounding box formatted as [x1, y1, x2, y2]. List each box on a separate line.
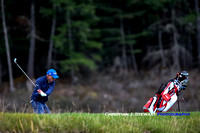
[14, 58, 36, 87]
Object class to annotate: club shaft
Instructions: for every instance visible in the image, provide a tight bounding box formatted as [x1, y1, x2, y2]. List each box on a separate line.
[15, 62, 36, 87]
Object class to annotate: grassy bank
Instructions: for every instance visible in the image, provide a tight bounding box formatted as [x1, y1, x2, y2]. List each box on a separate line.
[0, 112, 199, 133]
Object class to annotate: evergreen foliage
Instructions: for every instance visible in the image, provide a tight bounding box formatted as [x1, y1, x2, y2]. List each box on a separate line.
[0, 0, 199, 78]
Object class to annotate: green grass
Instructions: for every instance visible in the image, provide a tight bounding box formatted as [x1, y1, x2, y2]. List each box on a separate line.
[0, 112, 199, 133]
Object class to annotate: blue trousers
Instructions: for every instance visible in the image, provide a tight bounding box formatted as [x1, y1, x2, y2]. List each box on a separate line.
[30, 100, 50, 114]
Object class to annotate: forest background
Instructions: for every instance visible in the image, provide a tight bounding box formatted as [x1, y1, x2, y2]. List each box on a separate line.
[0, 0, 200, 113]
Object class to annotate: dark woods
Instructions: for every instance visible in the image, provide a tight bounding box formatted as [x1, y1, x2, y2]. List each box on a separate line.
[0, 0, 200, 112]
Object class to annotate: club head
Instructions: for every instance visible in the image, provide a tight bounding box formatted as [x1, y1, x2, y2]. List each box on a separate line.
[14, 58, 17, 63]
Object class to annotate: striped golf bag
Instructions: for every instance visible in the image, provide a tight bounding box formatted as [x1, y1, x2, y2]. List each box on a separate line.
[143, 80, 179, 113]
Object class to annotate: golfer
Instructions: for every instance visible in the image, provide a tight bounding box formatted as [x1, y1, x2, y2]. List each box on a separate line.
[30, 69, 59, 114]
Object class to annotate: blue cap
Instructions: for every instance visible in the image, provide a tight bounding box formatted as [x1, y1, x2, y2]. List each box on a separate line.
[47, 69, 59, 79]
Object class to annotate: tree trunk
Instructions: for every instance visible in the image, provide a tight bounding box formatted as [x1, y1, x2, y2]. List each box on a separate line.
[0, 59, 2, 85]
[158, 22, 166, 68]
[28, 0, 35, 78]
[47, 4, 56, 69]
[67, 10, 77, 84]
[120, 17, 127, 74]
[187, 33, 192, 68]
[172, 8, 180, 71]
[195, 0, 200, 70]
[27, 0, 35, 91]
[130, 44, 139, 75]
[1, 0, 15, 92]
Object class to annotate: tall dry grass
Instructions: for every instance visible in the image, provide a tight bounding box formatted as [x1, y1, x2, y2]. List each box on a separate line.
[0, 69, 199, 113]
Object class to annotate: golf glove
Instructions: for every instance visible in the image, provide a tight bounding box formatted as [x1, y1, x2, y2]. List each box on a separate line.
[40, 91, 47, 97]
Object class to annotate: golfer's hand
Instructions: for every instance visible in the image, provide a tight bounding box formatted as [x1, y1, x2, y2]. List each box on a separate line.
[37, 89, 42, 94]
[37, 89, 47, 97]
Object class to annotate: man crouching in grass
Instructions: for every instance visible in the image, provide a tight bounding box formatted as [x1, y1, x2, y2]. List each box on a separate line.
[30, 69, 59, 114]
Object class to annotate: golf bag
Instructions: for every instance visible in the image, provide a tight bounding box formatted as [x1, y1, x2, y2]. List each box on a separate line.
[143, 79, 179, 113]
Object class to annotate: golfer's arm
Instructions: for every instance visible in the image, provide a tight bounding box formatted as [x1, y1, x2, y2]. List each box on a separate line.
[33, 80, 42, 95]
[45, 84, 55, 96]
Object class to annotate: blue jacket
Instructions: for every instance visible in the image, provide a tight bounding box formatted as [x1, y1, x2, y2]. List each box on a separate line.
[31, 76, 55, 104]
